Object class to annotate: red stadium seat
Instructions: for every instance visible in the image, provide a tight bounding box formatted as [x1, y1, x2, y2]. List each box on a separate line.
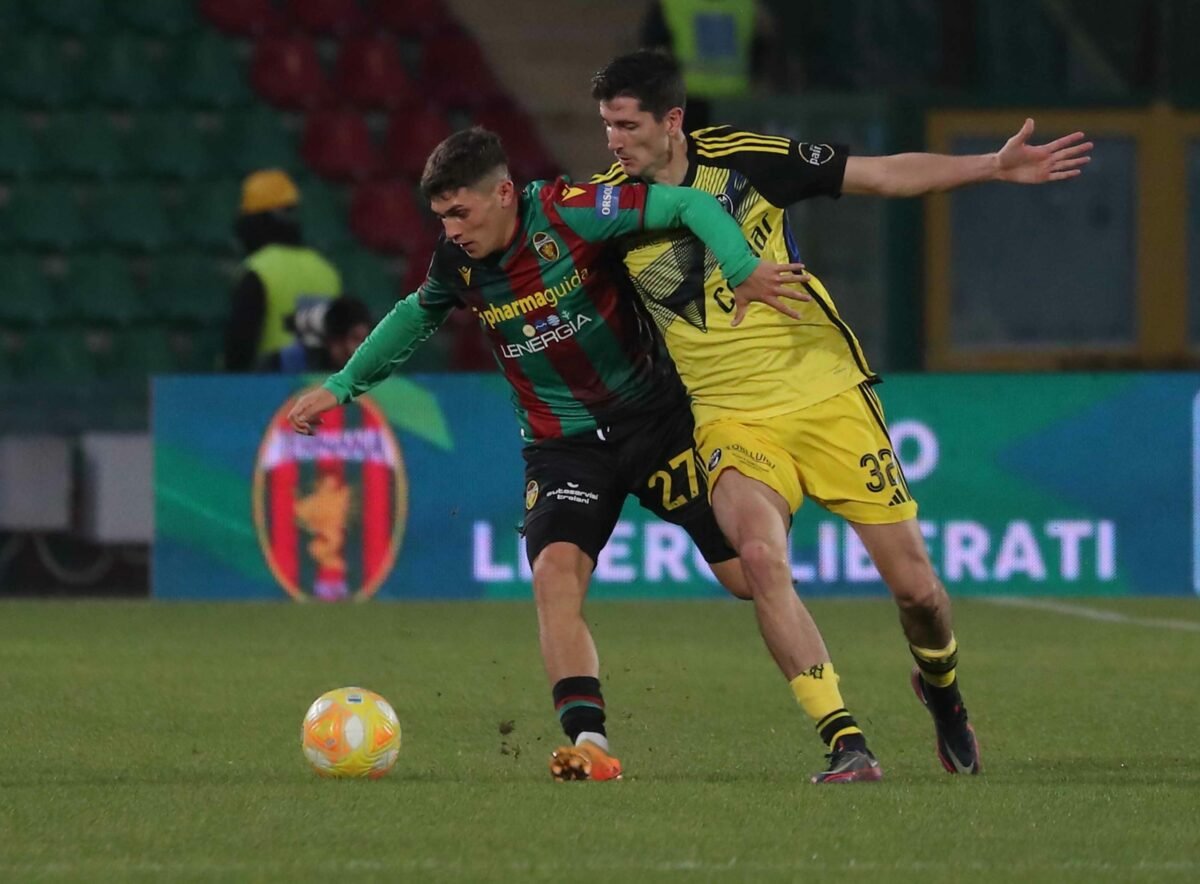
[381, 104, 454, 180]
[471, 101, 559, 183]
[251, 35, 329, 109]
[419, 31, 505, 109]
[349, 180, 436, 256]
[332, 35, 419, 110]
[367, 0, 457, 39]
[288, 0, 366, 35]
[301, 109, 378, 181]
[200, 0, 283, 36]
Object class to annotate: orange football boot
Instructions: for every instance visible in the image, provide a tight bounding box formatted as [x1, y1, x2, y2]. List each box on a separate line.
[549, 740, 623, 781]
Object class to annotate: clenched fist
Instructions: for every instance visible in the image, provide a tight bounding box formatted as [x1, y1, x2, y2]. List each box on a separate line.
[288, 387, 338, 435]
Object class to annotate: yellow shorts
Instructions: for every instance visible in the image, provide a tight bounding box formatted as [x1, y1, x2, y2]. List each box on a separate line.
[695, 381, 919, 524]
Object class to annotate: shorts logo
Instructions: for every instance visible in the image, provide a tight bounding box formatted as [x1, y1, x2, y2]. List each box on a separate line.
[533, 231, 560, 262]
[525, 480, 539, 510]
[596, 184, 619, 218]
[253, 395, 407, 603]
[798, 143, 834, 166]
[707, 448, 722, 470]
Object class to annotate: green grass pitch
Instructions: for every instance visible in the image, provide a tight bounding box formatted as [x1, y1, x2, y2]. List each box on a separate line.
[1, 597, 1197, 882]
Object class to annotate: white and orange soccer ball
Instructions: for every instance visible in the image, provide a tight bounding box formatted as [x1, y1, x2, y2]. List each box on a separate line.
[301, 687, 402, 778]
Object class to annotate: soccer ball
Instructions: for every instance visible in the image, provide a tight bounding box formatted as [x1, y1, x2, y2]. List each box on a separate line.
[301, 687, 402, 778]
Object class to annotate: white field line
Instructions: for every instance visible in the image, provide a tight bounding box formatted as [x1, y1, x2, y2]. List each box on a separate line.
[983, 596, 1200, 633]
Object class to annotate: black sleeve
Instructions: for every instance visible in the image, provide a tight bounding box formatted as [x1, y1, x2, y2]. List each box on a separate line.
[224, 271, 266, 372]
[712, 126, 850, 207]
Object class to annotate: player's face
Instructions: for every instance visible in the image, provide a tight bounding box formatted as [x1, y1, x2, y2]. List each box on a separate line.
[599, 97, 680, 178]
[429, 178, 516, 258]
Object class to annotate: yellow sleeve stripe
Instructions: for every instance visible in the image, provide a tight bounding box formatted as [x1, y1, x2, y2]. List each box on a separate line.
[694, 130, 791, 149]
[696, 143, 791, 159]
[589, 163, 625, 184]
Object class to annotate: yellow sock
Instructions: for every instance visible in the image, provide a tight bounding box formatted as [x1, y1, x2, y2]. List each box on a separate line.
[789, 663, 863, 748]
[910, 636, 958, 688]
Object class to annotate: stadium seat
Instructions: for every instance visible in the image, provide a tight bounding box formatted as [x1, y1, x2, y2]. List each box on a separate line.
[129, 112, 217, 180]
[332, 248, 400, 317]
[288, 0, 366, 35]
[0, 1, 28, 33]
[199, 0, 283, 37]
[2, 182, 89, 250]
[174, 179, 240, 251]
[295, 178, 353, 250]
[61, 253, 145, 325]
[219, 109, 300, 175]
[251, 35, 329, 110]
[176, 32, 253, 108]
[0, 35, 82, 108]
[471, 102, 559, 183]
[167, 326, 224, 372]
[5, 328, 95, 381]
[113, 0, 198, 36]
[27, 0, 105, 35]
[301, 110, 378, 182]
[381, 104, 454, 180]
[368, 0, 457, 39]
[146, 252, 233, 326]
[0, 111, 44, 179]
[86, 34, 171, 108]
[332, 35, 419, 110]
[42, 111, 128, 179]
[0, 255, 58, 326]
[419, 31, 505, 109]
[114, 327, 176, 377]
[349, 180, 435, 256]
[88, 183, 176, 251]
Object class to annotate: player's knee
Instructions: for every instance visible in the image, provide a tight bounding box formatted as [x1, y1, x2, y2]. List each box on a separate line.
[531, 545, 588, 610]
[737, 538, 789, 584]
[891, 569, 945, 614]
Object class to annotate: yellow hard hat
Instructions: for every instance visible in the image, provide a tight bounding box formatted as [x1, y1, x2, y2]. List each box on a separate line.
[239, 169, 300, 214]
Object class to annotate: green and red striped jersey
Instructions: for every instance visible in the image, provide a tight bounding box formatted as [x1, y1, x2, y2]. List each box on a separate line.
[418, 178, 683, 441]
[324, 177, 760, 441]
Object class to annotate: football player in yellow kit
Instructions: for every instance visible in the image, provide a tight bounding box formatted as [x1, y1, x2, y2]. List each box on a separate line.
[590, 49, 1092, 781]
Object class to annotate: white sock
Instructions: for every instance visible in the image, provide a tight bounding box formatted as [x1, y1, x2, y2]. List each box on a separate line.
[575, 731, 609, 752]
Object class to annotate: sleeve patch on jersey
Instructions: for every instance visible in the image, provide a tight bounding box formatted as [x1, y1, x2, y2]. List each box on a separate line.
[797, 143, 835, 166]
[595, 184, 619, 218]
[560, 185, 588, 202]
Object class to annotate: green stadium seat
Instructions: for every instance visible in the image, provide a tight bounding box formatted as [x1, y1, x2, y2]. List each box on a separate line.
[6, 328, 96, 381]
[88, 183, 176, 251]
[113, 326, 176, 377]
[43, 111, 128, 179]
[168, 326, 225, 373]
[0, 254, 58, 326]
[332, 248, 399, 318]
[174, 179, 239, 251]
[219, 108, 299, 174]
[61, 253, 145, 325]
[176, 32, 252, 108]
[2, 182, 89, 250]
[146, 252, 234, 326]
[0, 0, 29, 33]
[296, 178, 353, 250]
[86, 35, 172, 108]
[129, 112, 217, 180]
[0, 35, 83, 108]
[113, 0, 198, 36]
[28, 0, 106, 35]
[0, 111, 44, 178]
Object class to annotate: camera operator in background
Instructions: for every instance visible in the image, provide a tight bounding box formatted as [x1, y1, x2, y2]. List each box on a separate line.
[261, 295, 374, 373]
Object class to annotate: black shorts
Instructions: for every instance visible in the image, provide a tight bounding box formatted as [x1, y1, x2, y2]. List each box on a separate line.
[520, 399, 735, 568]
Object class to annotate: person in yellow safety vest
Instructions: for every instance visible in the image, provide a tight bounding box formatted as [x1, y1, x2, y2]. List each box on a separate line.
[640, 0, 778, 129]
[224, 169, 342, 371]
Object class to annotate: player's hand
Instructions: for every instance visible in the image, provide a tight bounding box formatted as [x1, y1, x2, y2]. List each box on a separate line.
[288, 387, 338, 435]
[996, 118, 1093, 184]
[730, 261, 811, 328]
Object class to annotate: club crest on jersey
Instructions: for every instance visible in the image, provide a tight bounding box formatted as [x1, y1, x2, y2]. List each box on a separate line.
[716, 193, 735, 214]
[525, 480, 539, 510]
[533, 231, 560, 262]
[457, 266, 472, 286]
[708, 449, 722, 471]
[798, 143, 834, 166]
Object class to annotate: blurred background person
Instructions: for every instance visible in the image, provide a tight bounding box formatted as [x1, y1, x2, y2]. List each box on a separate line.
[261, 295, 373, 373]
[225, 169, 342, 372]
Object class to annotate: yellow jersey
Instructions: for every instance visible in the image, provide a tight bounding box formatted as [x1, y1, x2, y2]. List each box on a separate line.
[592, 126, 876, 428]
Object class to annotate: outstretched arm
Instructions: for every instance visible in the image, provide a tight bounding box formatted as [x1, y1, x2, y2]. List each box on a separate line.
[842, 118, 1093, 198]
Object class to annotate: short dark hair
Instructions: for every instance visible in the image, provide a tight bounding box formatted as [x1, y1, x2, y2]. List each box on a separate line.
[323, 295, 372, 340]
[419, 127, 509, 201]
[591, 49, 686, 120]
